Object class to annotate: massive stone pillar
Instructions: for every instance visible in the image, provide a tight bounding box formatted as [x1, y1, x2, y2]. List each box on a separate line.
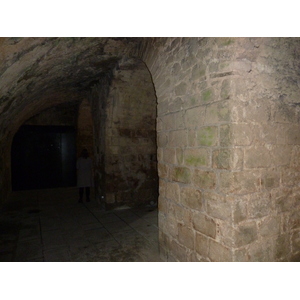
[143, 37, 300, 261]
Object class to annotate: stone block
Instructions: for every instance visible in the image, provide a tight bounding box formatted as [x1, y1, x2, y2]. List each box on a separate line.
[171, 166, 192, 184]
[258, 216, 281, 237]
[201, 88, 214, 103]
[216, 220, 235, 247]
[234, 221, 258, 247]
[173, 148, 183, 166]
[178, 224, 195, 250]
[272, 188, 294, 213]
[185, 106, 206, 129]
[233, 248, 249, 262]
[169, 97, 184, 113]
[281, 166, 300, 187]
[242, 99, 271, 123]
[170, 239, 189, 262]
[216, 38, 236, 48]
[289, 210, 300, 230]
[212, 148, 243, 170]
[220, 124, 254, 147]
[158, 230, 170, 253]
[157, 101, 169, 116]
[245, 145, 273, 169]
[258, 124, 282, 145]
[197, 126, 218, 147]
[192, 212, 216, 238]
[271, 145, 292, 166]
[180, 186, 203, 211]
[205, 101, 231, 124]
[188, 130, 197, 147]
[161, 114, 175, 131]
[274, 104, 298, 124]
[248, 194, 273, 219]
[220, 124, 232, 147]
[169, 130, 188, 147]
[219, 171, 260, 195]
[205, 191, 232, 221]
[188, 252, 205, 262]
[163, 148, 176, 164]
[192, 169, 216, 190]
[173, 111, 185, 130]
[247, 238, 274, 262]
[175, 82, 187, 96]
[208, 61, 219, 73]
[157, 147, 163, 162]
[209, 239, 232, 262]
[260, 169, 280, 190]
[191, 63, 206, 81]
[157, 118, 163, 132]
[166, 216, 179, 238]
[165, 182, 180, 204]
[274, 234, 290, 261]
[184, 148, 209, 168]
[157, 132, 168, 147]
[233, 199, 248, 224]
[232, 123, 254, 146]
[168, 202, 192, 225]
[220, 79, 232, 100]
[195, 232, 209, 257]
[157, 163, 168, 179]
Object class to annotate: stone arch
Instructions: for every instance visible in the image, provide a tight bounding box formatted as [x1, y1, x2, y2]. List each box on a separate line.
[89, 57, 158, 209]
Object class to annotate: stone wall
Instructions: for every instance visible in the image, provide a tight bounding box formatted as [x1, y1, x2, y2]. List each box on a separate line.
[229, 38, 300, 261]
[1, 37, 300, 261]
[142, 37, 300, 261]
[90, 60, 158, 208]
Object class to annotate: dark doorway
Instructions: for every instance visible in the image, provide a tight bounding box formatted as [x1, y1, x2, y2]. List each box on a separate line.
[11, 125, 77, 190]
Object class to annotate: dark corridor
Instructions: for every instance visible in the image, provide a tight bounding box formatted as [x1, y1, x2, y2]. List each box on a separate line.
[11, 125, 76, 190]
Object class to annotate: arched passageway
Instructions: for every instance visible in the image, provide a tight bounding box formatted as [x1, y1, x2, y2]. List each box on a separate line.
[0, 38, 160, 262]
[2, 37, 300, 262]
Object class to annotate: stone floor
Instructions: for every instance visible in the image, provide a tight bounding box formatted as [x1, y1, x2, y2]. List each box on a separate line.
[0, 187, 162, 262]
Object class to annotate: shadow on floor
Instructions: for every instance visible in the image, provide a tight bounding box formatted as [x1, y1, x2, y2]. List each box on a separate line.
[0, 187, 162, 262]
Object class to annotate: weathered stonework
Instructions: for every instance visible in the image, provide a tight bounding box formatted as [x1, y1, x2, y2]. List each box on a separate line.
[89, 59, 158, 208]
[1, 37, 300, 261]
[142, 37, 300, 262]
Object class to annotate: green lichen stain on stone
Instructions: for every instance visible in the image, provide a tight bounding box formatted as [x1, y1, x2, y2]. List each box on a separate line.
[198, 126, 217, 146]
[195, 171, 216, 189]
[202, 89, 212, 102]
[218, 106, 230, 121]
[173, 167, 191, 183]
[186, 155, 206, 167]
[222, 39, 234, 46]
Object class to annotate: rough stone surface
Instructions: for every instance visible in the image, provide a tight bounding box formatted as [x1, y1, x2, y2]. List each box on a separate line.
[1, 37, 300, 261]
[141, 37, 300, 262]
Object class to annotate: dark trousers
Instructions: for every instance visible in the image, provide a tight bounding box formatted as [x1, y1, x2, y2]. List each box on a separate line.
[79, 187, 90, 202]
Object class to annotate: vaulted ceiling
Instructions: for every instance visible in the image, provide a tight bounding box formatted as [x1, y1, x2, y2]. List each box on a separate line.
[0, 37, 144, 137]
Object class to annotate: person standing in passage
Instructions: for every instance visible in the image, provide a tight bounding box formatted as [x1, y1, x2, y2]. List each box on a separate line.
[77, 149, 93, 203]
